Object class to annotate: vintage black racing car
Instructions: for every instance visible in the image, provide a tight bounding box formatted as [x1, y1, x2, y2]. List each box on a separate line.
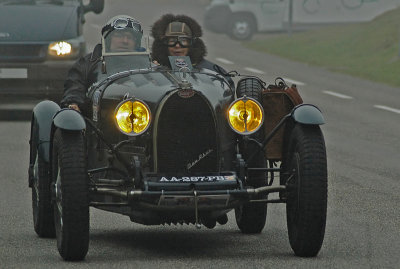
[28, 34, 327, 261]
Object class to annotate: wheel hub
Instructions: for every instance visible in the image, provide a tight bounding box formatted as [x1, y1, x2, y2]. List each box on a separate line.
[234, 22, 249, 35]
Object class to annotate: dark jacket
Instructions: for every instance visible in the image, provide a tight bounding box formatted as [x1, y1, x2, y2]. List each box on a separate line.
[151, 14, 234, 88]
[60, 44, 102, 110]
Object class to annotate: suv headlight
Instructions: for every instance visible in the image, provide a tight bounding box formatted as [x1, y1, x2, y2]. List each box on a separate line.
[48, 41, 72, 56]
[115, 99, 151, 136]
[228, 96, 264, 135]
[48, 37, 84, 59]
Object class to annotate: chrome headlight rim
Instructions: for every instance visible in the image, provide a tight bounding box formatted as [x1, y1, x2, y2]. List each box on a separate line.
[114, 98, 151, 136]
[227, 96, 265, 135]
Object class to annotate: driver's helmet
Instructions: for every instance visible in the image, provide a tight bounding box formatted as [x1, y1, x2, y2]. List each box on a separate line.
[101, 15, 143, 53]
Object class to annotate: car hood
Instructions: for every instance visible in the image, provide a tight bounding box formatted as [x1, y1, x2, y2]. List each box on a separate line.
[0, 5, 76, 42]
[99, 70, 233, 113]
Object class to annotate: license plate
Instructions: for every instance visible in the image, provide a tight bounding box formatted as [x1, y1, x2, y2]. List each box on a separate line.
[0, 68, 27, 79]
[158, 175, 236, 183]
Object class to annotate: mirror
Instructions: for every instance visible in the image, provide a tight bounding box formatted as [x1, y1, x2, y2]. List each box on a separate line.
[83, 0, 105, 14]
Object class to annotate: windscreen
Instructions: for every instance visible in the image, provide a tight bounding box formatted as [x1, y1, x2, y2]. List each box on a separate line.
[102, 28, 149, 55]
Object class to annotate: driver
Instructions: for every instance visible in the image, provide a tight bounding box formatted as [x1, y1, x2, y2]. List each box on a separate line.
[151, 14, 234, 88]
[61, 15, 143, 112]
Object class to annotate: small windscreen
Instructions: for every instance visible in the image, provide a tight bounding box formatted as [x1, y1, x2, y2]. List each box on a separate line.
[103, 29, 149, 55]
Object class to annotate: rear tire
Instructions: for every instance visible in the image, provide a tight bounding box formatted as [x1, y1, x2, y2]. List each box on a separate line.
[32, 153, 55, 238]
[284, 124, 327, 257]
[235, 78, 267, 234]
[52, 129, 89, 261]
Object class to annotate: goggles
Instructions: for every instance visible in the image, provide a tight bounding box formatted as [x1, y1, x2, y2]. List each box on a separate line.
[112, 18, 142, 32]
[103, 17, 142, 37]
[162, 36, 194, 48]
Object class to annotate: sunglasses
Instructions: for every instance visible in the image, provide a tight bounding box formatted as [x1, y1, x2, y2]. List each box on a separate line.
[162, 36, 194, 48]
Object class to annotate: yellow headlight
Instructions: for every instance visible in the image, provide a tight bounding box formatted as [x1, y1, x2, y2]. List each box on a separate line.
[48, 41, 72, 56]
[228, 97, 264, 135]
[115, 99, 151, 135]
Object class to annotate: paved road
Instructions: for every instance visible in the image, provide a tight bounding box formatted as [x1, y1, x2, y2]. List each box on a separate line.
[1, 1, 399, 268]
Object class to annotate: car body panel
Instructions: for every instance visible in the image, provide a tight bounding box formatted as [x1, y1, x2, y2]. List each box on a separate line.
[31, 100, 60, 164]
[53, 109, 86, 131]
[86, 55, 237, 178]
[291, 104, 325, 125]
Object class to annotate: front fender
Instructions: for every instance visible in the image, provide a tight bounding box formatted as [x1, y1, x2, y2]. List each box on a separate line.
[291, 104, 325, 125]
[29, 101, 60, 187]
[52, 109, 86, 131]
[47, 110, 86, 190]
[30, 100, 61, 163]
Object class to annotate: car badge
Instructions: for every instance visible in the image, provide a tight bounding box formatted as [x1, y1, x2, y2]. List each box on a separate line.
[175, 58, 188, 69]
[0, 32, 10, 38]
[177, 89, 195, 98]
[168, 56, 192, 71]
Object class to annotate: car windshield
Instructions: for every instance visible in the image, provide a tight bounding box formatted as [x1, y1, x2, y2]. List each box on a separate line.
[102, 30, 149, 55]
[101, 35, 152, 75]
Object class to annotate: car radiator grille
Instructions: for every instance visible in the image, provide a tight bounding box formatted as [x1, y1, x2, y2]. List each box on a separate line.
[0, 44, 47, 62]
[156, 92, 218, 174]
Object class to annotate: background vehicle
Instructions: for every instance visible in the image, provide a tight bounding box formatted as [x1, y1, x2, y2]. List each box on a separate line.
[204, 0, 400, 40]
[0, 0, 104, 117]
[204, 0, 287, 40]
[28, 33, 327, 261]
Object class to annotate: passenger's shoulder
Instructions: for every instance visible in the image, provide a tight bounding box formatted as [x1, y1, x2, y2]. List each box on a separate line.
[196, 59, 215, 70]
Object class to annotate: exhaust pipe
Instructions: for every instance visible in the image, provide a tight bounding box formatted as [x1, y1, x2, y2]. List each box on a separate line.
[91, 185, 286, 199]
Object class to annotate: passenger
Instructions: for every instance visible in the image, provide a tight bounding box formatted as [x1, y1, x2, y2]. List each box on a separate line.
[151, 14, 234, 88]
[61, 15, 143, 112]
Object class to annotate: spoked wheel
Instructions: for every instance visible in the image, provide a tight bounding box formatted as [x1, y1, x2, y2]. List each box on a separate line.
[32, 152, 55, 238]
[284, 124, 327, 257]
[52, 129, 89, 261]
[234, 78, 268, 234]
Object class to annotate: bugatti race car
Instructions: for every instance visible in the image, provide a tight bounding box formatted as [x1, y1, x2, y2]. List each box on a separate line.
[28, 35, 327, 261]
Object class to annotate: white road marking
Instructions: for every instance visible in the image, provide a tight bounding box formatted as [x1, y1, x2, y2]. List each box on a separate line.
[282, 77, 305, 86]
[244, 67, 265, 74]
[323, 90, 353, 99]
[374, 105, 400, 114]
[216, 58, 234, 65]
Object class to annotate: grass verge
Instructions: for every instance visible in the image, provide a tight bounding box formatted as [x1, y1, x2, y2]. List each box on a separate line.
[244, 7, 400, 87]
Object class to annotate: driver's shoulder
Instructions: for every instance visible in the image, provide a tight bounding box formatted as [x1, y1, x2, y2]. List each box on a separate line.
[89, 44, 102, 62]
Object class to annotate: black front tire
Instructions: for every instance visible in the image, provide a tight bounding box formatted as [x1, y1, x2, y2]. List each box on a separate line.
[32, 154, 55, 238]
[234, 78, 267, 234]
[284, 124, 327, 257]
[52, 129, 89, 261]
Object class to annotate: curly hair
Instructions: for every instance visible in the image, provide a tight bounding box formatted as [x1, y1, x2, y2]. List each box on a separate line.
[151, 14, 207, 67]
